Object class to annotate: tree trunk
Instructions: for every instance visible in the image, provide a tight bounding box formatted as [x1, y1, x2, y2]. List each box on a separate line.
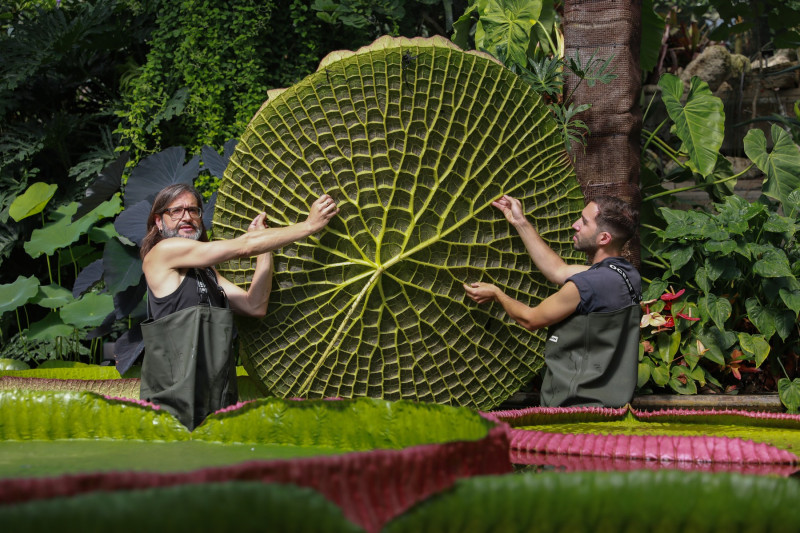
[563, 0, 642, 267]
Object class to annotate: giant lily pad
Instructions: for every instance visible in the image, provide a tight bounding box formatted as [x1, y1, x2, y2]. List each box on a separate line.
[0, 391, 511, 533]
[383, 470, 800, 532]
[1, 482, 363, 533]
[490, 405, 800, 475]
[214, 35, 582, 410]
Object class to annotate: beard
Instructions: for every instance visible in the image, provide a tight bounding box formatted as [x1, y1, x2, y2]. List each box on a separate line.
[161, 223, 202, 241]
[573, 230, 599, 253]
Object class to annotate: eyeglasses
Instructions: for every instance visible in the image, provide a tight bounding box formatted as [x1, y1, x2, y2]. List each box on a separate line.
[161, 206, 202, 221]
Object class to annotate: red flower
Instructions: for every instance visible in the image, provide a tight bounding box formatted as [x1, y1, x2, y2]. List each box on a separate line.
[660, 287, 685, 311]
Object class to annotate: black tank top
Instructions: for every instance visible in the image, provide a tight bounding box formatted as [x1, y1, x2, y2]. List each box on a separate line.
[147, 268, 227, 320]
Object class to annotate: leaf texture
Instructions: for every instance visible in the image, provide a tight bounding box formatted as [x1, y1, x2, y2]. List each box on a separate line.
[214, 36, 582, 409]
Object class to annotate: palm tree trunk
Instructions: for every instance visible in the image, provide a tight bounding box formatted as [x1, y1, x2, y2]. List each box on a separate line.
[563, 0, 642, 267]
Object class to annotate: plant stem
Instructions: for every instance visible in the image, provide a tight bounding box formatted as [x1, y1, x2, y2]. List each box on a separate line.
[643, 164, 753, 202]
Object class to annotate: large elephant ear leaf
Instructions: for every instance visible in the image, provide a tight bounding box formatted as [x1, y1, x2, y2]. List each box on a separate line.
[658, 74, 725, 177]
[478, 0, 543, 67]
[214, 36, 582, 410]
[8, 182, 58, 222]
[123, 147, 199, 207]
[743, 124, 800, 212]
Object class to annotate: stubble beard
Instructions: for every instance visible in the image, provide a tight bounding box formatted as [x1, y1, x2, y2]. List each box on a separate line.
[161, 223, 202, 241]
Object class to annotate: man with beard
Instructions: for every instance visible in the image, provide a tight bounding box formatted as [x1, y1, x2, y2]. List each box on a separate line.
[463, 195, 641, 408]
[139, 184, 339, 429]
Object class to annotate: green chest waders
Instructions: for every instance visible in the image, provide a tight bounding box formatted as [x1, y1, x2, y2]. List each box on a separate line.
[540, 263, 642, 408]
[140, 269, 237, 430]
[539, 304, 642, 408]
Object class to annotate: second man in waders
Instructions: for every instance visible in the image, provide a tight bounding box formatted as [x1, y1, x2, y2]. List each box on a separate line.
[139, 184, 339, 429]
[463, 195, 642, 408]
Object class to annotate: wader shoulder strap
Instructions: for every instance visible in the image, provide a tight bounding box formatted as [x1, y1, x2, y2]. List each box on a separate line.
[195, 267, 228, 308]
[607, 263, 641, 304]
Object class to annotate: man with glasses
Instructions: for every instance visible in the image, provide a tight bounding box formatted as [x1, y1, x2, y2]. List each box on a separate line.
[464, 194, 641, 408]
[139, 184, 339, 429]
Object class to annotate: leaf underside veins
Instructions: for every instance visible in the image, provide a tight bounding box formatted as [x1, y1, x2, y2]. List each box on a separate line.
[214, 36, 582, 409]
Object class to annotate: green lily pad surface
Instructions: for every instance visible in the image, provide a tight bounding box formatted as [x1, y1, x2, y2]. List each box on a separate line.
[0, 440, 343, 479]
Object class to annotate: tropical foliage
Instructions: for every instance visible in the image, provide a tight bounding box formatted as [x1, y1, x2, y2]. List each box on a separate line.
[639, 73, 800, 407]
[0, 144, 232, 368]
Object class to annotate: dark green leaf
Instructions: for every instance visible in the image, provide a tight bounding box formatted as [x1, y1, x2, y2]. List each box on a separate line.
[637, 362, 651, 388]
[778, 378, 800, 412]
[737, 332, 770, 368]
[123, 147, 199, 208]
[701, 294, 731, 329]
[669, 366, 697, 395]
[744, 125, 800, 213]
[658, 74, 725, 177]
[763, 212, 796, 234]
[665, 246, 693, 272]
[451, 3, 478, 49]
[72, 152, 127, 221]
[704, 240, 736, 255]
[745, 298, 776, 340]
[640, 0, 664, 73]
[694, 267, 710, 293]
[779, 286, 800, 315]
[753, 249, 793, 278]
[705, 256, 740, 281]
[642, 278, 668, 301]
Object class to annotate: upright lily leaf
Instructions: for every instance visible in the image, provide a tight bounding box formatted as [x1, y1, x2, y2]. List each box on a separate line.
[24, 312, 74, 341]
[0, 275, 39, 315]
[743, 124, 800, 211]
[8, 182, 58, 222]
[215, 36, 582, 410]
[31, 284, 73, 309]
[658, 74, 725, 177]
[59, 292, 115, 329]
[25, 197, 121, 259]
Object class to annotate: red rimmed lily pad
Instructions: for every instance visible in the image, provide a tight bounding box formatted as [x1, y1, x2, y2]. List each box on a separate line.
[0, 391, 511, 532]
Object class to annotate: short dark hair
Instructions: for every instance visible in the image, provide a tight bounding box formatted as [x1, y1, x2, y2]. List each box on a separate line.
[591, 196, 638, 248]
[139, 184, 207, 259]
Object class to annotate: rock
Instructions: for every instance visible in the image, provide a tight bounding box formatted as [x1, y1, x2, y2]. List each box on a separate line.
[750, 49, 798, 90]
[680, 45, 732, 92]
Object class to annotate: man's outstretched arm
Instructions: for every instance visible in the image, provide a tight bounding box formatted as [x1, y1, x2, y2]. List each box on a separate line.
[463, 281, 580, 331]
[217, 212, 274, 317]
[493, 195, 587, 285]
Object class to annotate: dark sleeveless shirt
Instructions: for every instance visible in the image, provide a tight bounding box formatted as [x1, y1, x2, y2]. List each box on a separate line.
[565, 257, 642, 314]
[147, 268, 227, 320]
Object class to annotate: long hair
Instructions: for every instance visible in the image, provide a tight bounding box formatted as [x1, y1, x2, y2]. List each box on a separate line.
[593, 196, 639, 249]
[139, 184, 207, 259]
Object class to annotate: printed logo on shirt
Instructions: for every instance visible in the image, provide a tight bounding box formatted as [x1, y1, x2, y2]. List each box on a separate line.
[548, 335, 559, 343]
